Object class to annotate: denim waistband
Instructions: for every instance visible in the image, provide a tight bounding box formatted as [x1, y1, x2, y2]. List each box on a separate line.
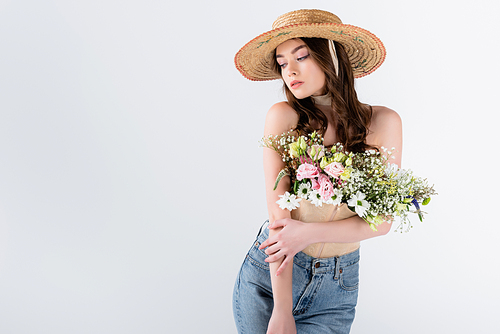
[258, 220, 360, 274]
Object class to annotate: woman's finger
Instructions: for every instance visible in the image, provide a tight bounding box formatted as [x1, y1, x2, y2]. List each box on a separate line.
[265, 250, 284, 263]
[259, 235, 276, 250]
[276, 256, 291, 276]
[264, 243, 280, 255]
[268, 218, 287, 229]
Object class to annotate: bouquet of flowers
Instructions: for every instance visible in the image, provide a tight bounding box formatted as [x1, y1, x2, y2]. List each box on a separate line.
[261, 131, 436, 232]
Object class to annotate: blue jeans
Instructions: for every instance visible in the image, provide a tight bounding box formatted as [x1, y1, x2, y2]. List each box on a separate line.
[233, 221, 360, 334]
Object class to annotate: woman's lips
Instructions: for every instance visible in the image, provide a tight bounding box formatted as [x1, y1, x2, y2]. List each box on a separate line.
[290, 80, 304, 89]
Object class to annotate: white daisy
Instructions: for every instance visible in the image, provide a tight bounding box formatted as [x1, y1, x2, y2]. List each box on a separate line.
[330, 189, 343, 205]
[297, 182, 312, 199]
[276, 191, 302, 211]
[308, 190, 323, 207]
[347, 191, 370, 217]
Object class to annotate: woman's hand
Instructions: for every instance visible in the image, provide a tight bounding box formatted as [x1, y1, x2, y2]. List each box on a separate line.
[259, 218, 311, 276]
[267, 308, 296, 334]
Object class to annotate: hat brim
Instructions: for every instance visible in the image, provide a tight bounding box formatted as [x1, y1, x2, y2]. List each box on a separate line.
[235, 22, 386, 81]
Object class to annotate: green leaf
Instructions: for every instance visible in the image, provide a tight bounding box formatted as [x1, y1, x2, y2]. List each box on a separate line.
[273, 169, 289, 190]
[422, 197, 431, 205]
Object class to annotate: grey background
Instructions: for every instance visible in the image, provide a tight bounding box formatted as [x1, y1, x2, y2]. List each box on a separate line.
[0, 0, 498, 333]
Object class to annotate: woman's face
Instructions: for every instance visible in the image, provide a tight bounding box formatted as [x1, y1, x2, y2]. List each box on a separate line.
[275, 39, 326, 99]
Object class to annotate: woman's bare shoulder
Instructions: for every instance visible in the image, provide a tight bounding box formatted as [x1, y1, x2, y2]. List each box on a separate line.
[367, 106, 403, 163]
[264, 101, 299, 136]
[370, 105, 402, 132]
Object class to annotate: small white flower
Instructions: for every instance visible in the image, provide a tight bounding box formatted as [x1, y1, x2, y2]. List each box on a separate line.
[308, 190, 323, 207]
[325, 189, 342, 205]
[347, 191, 370, 217]
[276, 191, 302, 211]
[385, 163, 399, 177]
[331, 189, 343, 205]
[297, 182, 312, 199]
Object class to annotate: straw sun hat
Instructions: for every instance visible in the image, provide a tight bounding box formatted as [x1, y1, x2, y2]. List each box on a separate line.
[234, 9, 386, 81]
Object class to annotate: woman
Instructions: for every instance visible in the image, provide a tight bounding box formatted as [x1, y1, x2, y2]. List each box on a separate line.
[233, 9, 402, 334]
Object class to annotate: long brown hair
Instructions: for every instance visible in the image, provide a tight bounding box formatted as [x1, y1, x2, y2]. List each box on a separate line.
[273, 38, 375, 153]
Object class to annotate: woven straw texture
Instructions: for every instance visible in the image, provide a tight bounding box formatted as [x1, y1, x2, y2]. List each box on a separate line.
[235, 9, 386, 81]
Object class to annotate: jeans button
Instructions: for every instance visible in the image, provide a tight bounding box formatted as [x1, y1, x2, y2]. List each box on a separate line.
[315, 262, 320, 268]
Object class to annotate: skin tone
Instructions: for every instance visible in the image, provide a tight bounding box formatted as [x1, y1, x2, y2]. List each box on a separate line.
[261, 38, 403, 334]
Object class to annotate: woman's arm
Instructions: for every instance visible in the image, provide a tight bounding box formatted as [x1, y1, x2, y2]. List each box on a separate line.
[262, 102, 299, 333]
[263, 102, 298, 333]
[260, 106, 403, 273]
[261, 215, 391, 265]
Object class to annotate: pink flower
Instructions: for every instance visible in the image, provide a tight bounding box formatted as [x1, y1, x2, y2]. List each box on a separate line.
[317, 174, 335, 201]
[324, 162, 345, 179]
[296, 163, 319, 181]
[310, 178, 320, 190]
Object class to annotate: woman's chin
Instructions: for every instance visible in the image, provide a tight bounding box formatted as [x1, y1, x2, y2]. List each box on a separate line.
[290, 92, 310, 100]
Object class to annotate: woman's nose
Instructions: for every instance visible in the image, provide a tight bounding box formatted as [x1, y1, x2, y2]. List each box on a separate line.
[286, 63, 298, 77]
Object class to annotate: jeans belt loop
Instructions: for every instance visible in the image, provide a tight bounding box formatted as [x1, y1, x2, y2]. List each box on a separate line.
[334, 256, 340, 280]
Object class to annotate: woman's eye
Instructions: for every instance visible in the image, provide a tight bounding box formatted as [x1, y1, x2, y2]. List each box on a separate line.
[297, 54, 309, 61]
[277, 54, 308, 69]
